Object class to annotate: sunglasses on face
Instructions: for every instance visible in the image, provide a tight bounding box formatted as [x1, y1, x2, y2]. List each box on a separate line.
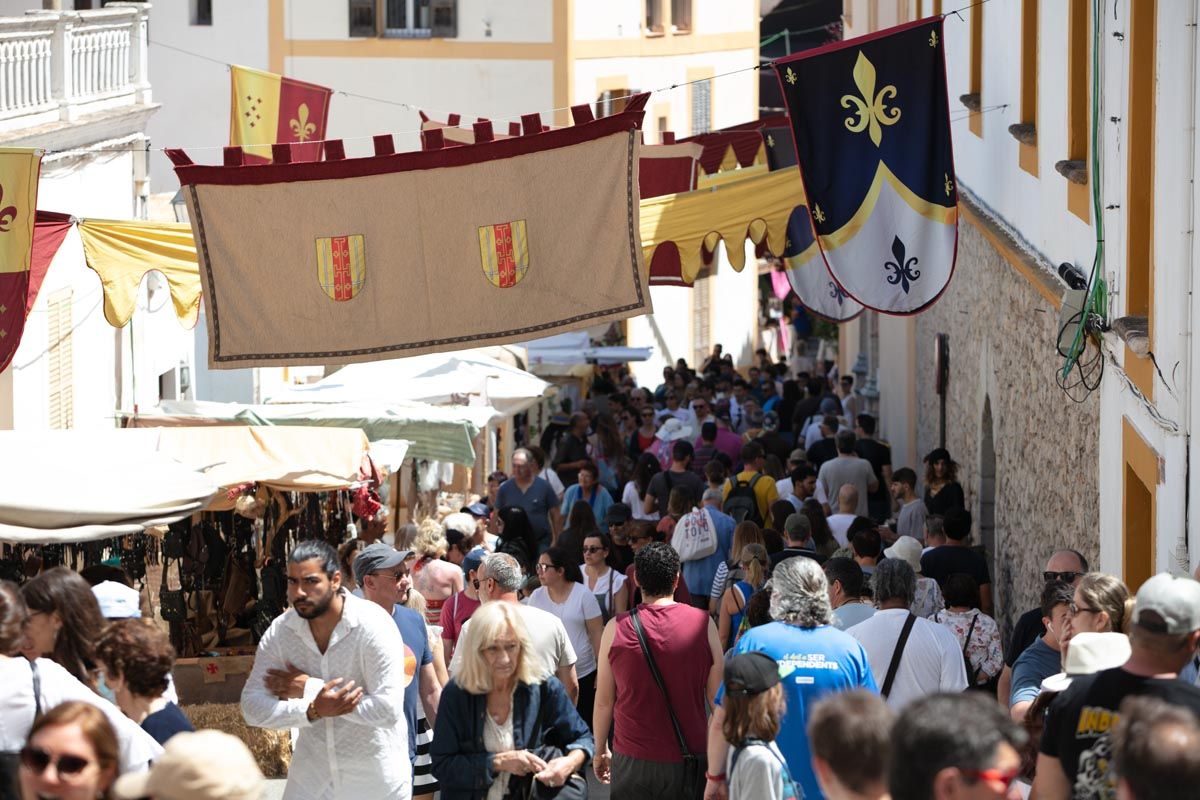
[629, 534, 652, 543]
[1069, 601, 1101, 616]
[962, 767, 1020, 791]
[1044, 571, 1083, 583]
[582, 546, 605, 554]
[20, 747, 92, 777]
[536, 563, 556, 572]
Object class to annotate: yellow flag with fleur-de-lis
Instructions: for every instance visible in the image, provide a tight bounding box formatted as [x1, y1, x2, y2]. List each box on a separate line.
[0, 148, 40, 276]
[230, 65, 332, 164]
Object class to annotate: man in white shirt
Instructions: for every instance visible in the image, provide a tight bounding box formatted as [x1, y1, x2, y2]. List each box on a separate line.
[826, 484, 859, 548]
[449, 553, 579, 702]
[846, 558, 967, 708]
[242, 540, 411, 800]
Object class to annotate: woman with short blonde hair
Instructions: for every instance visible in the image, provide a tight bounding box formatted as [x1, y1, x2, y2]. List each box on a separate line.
[412, 518, 465, 628]
[431, 602, 593, 800]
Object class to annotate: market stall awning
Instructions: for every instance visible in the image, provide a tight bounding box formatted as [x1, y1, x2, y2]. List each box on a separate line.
[266, 350, 553, 417]
[525, 332, 652, 367]
[0, 429, 220, 543]
[643, 166, 805, 286]
[128, 400, 486, 466]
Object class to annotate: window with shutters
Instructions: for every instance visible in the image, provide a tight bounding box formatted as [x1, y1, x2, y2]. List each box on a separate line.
[384, 0, 433, 37]
[671, 0, 692, 32]
[47, 289, 73, 430]
[349, 0, 377, 36]
[690, 79, 711, 135]
[595, 89, 639, 119]
[645, 0, 664, 34]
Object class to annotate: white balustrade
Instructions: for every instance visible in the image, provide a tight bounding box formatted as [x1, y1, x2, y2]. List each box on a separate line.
[0, 4, 150, 126]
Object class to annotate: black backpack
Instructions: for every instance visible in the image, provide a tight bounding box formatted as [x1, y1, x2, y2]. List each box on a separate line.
[725, 473, 765, 525]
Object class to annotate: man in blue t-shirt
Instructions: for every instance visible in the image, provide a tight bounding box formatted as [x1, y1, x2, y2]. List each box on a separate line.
[495, 448, 562, 552]
[1010, 580, 1074, 722]
[682, 489, 735, 608]
[706, 557, 878, 800]
[355, 544, 441, 798]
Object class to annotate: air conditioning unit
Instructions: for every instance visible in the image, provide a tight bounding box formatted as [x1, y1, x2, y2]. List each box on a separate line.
[431, 0, 457, 38]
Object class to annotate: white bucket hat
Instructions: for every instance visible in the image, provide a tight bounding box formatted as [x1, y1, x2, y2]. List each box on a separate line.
[1040, 631, 1132, 693]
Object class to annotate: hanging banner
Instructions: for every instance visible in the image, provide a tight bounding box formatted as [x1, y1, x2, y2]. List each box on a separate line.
[171, 112, 649, 368]
[0, 149, 44, 372]
[79, 219, 201, 327]
[773, 17, 957, 314]
[783, 206, 862, 323]
[230, 65, 332, 163]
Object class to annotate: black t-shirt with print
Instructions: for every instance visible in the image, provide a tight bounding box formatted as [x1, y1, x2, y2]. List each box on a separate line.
[1041, 667, 1200, 798]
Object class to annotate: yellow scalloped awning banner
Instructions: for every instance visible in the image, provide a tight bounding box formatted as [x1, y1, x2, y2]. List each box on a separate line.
[78, 218, 201, 328]
[640, 166, 807, 285]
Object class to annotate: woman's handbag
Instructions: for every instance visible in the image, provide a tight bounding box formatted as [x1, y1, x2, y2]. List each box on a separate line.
[506, 745, 588, 800]
[630, 608, 705, 800]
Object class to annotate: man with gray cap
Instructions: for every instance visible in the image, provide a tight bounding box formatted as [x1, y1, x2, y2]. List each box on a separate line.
[449, 552, 579, 702]
[1034, 572, 1200, 800]
[705, 557, 875, 800]
[355, 543, 441, 800]
[682, 488, 735, 610]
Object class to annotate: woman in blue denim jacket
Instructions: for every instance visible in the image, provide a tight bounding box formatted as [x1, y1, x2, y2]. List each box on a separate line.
[431, 602, 593, 800]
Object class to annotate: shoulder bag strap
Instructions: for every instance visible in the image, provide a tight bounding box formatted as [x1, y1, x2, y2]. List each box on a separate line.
[962, 612, 980, 677]
[880, 613, 917, 699]
[629, 608, 692, 759]
[29, 659, 41, 721]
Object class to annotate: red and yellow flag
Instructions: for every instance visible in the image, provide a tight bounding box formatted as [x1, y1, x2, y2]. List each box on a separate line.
[0, 147, 44, 372]
[230, 65, 332, 163]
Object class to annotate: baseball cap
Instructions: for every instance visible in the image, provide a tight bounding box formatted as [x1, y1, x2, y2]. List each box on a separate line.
[605, 503, 632, 527]
[112, 730, 264, 800]
[462, 502, 490, 518]
[788, 449, 806, 464]
[92, 581, 141, 619]
[443, 512, 476, 537]
[1132, 572, 1200, 635]
[461, 545, 486, 577]
[1041, 632, 1132, 693]
[353, 543, 413, 584]
[783, 513, 810, 539]
[724, 652, 780, 697]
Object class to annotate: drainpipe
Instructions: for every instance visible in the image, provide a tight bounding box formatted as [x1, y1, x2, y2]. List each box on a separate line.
[1185, 0, 1200, 573]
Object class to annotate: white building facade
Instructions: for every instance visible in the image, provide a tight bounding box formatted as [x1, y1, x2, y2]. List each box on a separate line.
[838, 0, 1200, 629]
[144, 0, 763, 398]
[0, 3, 196, 431]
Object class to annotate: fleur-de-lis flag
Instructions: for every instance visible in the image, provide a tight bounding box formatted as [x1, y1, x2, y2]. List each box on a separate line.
[230, 65, 332, 164]
[782, 205, 863, 323]
[772, 17, 957, 314]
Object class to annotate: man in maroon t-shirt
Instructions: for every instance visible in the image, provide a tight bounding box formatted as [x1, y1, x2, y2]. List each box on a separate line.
[594, 542, 723, 799]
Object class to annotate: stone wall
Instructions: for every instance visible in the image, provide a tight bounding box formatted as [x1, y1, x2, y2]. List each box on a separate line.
[913, 213, 1100, 640]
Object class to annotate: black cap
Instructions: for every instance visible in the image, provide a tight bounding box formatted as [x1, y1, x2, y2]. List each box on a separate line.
[723, 652, 781, 697]
[605, 503, 632, 526]
[463, 502, 490, 518]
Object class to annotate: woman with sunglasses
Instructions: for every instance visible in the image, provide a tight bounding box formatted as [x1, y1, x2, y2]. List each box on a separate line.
[1062, 573, 1133, 649]
[580, 534, 628, 624]
[19, 701, 118, 800]
[527, 548, 604, 731]
[621, 523, 693, 608]
[0, 582, 159, 797]
[20, 567, 107, 691]
[629, 407, 659, 459]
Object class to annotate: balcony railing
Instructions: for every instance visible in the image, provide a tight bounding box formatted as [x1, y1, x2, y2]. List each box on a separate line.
[0, 2, 150, 132]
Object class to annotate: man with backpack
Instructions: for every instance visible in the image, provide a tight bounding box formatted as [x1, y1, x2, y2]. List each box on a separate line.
[722, 442, 778, 526]
[678, 489, 735, 611]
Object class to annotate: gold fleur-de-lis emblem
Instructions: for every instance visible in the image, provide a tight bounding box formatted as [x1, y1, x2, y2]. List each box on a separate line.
[767, 134, 776, 148]
[813, 205, 826, 224]
[0, 183, 17, 233]
[840, 51, 901, 147]
[944, 173, 954, 197]
[929, 31, 938, 47]
[289, 103, 316, 142]
[785, 67, 798, 85]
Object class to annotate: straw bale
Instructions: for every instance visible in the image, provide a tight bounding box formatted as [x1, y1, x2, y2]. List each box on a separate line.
[181, 703, 291, 778]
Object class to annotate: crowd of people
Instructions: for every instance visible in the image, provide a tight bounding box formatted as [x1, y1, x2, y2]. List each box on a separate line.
[2, 346, 1200, 800]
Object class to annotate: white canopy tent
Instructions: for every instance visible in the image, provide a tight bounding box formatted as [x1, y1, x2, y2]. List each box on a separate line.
[523, 332, 652, 377]
[265, 350, 554, 417]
